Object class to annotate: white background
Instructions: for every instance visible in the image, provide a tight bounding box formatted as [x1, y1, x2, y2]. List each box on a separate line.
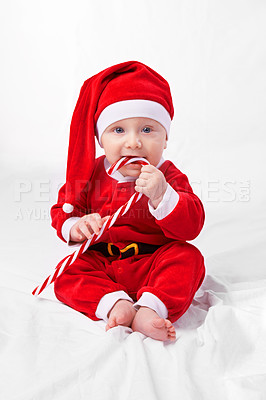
[1, 0, 265, 283]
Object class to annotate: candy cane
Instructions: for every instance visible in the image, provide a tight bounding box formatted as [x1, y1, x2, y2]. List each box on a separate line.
[32, 156, 149, 296]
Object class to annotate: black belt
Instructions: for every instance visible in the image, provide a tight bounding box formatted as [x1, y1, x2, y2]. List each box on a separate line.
[88, 242, 161, 259]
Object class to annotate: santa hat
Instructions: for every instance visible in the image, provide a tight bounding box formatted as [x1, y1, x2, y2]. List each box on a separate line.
[62, 61, 174, 213]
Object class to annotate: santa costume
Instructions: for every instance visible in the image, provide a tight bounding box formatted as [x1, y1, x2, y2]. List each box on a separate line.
[50, 61, 205, 323]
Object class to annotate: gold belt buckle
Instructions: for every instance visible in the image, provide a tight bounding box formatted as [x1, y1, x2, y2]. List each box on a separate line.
[107, 242, 139, 257]
[120, 243, 139, 256]
[107, 243, 115, 256]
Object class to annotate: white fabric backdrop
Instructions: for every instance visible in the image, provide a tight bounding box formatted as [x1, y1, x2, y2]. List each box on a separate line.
[1, 1, 266, 399]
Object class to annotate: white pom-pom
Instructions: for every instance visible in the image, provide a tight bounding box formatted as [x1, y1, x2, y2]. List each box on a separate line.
[62, 203, 74, 213]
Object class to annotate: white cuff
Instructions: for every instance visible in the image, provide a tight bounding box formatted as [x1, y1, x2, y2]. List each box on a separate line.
[148, 183, 179, 220]
[133, 292, 168, 319]
[61, 217, 81, 246]
[95, 291, 134, 322]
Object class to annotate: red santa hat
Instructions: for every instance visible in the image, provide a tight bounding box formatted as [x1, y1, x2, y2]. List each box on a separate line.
[61, 60, 174, 213]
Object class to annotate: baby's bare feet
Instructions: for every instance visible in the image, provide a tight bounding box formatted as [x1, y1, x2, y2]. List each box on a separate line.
[105, 299, 136, 331]
[131, 306, 176, 341]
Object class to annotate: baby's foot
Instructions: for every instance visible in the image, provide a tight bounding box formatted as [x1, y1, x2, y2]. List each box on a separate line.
[131, 306, 176, 341]
[105, 299, 136, 331]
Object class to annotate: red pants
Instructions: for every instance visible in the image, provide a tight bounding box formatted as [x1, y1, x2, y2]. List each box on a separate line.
[54, 241, 205, 323]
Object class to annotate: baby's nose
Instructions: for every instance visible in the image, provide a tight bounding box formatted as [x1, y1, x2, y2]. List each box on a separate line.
[126, 132, 142, 148]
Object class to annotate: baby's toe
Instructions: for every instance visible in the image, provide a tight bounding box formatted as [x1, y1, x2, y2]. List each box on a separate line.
[105, 317, 117, 331]
[165, 319, 173, 328]
[168, 334, 177, 341]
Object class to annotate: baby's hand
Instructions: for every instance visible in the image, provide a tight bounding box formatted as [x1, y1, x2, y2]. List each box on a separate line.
[135, 165, 167, 209]
[70, 213, 109, 242]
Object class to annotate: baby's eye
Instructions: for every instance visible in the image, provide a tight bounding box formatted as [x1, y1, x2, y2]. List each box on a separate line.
[114, 127, 124, 134]
[142, 127, 151, 133]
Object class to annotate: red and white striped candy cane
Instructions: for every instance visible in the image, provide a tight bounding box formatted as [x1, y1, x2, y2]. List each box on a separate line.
[32, 156, 149, 296]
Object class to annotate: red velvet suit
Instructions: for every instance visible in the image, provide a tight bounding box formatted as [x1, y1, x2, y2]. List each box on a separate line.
[51, 156, 205, 323]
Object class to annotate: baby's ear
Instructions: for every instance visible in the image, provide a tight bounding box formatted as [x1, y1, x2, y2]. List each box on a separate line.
[164, 138, 167, 149]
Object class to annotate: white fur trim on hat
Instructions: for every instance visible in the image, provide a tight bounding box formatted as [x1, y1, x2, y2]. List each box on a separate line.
[96, 99, 171, 146]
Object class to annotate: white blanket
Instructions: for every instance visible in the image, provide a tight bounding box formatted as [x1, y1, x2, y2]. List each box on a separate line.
[1, 251, 266, 399]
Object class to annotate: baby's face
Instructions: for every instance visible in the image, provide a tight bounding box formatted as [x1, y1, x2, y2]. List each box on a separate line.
[101, 117, 167, 177]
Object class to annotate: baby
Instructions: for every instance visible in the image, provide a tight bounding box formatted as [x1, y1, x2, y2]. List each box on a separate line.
[51, 61, 205, 341]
